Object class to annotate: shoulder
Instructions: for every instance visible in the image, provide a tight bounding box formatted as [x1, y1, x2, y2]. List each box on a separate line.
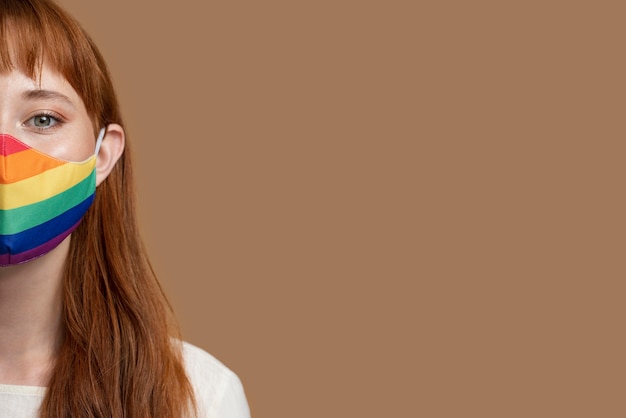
[181, 341, 251, 418]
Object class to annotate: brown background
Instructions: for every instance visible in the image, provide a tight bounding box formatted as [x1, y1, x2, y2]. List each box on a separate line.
[57, 1, 624, 417]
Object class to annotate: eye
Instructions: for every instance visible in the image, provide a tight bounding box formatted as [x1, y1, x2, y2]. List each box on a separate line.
[34, 115, 54, 127]
[25, 112, 64, 130]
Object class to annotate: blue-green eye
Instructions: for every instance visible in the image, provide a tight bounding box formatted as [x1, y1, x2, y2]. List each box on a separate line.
[34, 115, 55, 127]
[26, 113, 63, 130]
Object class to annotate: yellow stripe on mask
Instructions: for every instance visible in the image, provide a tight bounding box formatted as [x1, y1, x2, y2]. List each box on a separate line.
[0, 156, 96, 210]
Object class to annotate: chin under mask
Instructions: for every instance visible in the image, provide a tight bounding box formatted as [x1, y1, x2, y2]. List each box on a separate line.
[0, 129, 105, 266]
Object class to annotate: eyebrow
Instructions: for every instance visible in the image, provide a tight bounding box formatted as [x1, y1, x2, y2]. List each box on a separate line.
[21, 89, 75, 109]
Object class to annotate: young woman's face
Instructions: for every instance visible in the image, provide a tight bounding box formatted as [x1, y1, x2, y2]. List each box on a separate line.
[0, 64, 97, 161]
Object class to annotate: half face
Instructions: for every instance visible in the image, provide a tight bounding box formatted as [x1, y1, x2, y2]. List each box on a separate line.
[0, 65, 98, 162]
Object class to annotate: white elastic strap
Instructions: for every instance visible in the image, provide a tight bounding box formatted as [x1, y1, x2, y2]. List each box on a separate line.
[94, 127, 106, 156]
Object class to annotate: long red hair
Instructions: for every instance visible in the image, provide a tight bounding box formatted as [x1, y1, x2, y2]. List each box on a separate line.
[0, 0, 196, 416]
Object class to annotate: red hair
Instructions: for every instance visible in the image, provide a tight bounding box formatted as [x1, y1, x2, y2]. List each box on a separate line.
[0, 0, 196, 416]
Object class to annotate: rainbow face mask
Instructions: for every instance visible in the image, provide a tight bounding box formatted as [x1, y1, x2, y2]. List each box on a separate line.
[0, 129, 105, 266]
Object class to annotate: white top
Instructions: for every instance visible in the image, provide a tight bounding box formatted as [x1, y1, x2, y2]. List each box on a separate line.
[0, 342, 250, 418]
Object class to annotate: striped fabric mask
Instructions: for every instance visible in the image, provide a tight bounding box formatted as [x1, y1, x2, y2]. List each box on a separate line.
[0, 128, 105, 266]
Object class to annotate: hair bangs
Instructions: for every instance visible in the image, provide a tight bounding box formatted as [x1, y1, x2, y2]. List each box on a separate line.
[0, 0, 106, 121]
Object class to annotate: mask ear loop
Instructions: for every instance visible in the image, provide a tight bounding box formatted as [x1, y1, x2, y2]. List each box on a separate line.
[94, 127, 106, 156]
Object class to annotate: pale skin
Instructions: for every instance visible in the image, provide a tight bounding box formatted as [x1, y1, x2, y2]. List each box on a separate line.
[0, 65, 125, 386]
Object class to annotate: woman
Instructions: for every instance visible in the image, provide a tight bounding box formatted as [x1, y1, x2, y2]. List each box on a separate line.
[0, 0, 250, 416]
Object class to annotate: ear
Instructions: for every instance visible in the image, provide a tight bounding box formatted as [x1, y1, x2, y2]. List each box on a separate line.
[95, 123, 125, 186]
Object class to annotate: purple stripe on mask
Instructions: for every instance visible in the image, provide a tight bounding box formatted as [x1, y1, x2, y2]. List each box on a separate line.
[0, 220, 82, 266]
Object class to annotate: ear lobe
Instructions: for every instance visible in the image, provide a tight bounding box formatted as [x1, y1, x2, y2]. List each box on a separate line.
[95, 123, 125, 186]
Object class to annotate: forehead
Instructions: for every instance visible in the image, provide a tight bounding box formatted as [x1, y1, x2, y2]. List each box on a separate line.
[0, 65, 83, 106]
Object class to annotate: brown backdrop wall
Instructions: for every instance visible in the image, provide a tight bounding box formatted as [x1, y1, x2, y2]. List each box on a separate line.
[57, 1, 625, 417]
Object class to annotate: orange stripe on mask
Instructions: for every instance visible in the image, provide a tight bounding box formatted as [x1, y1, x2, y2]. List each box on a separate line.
[0, 149, 66, 184]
